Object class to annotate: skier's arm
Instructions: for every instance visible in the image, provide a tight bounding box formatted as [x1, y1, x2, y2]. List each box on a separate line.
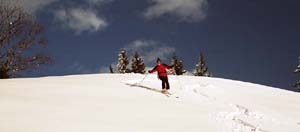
[149, 66, 158, 73]
[163, 64, 173, 69]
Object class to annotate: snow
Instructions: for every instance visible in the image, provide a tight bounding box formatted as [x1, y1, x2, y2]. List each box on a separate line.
[1, 74, 300, 132]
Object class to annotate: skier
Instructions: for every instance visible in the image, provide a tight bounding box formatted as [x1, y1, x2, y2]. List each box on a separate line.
[148, 58, 173, 94]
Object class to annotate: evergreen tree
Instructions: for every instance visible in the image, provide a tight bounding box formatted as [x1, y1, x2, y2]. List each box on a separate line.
[293, 57, 300, 91]
[117, 49, 129, 73]
[131, 52, 146, 74]
[171, 55, 186, 75]
[194, 53, 211, 77]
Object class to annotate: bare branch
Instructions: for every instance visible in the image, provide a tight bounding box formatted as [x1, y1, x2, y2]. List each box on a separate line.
[0, 3, 52, 78]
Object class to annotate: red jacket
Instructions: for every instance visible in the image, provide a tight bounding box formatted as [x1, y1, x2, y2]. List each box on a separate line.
[149, 64, 172, 77]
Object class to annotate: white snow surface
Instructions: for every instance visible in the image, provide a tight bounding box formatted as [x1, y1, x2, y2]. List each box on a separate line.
[1, 74, 300, 132]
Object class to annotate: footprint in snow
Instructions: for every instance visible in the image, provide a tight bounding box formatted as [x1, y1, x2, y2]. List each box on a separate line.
[199, 83, 209, 87]
[193, 89, 198, 93]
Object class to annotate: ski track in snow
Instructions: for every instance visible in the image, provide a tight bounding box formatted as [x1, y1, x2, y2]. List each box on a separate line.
[189, 84, 293, 132]
[123, 79, 267, 132]
[122, 80, 179, 98]
[211, 104, 267, 132]
[123, 75, 300, 132]
[126, 80, 266, 132]
[188, 83, 299, 132]
[183, 83, 269, 132]
[183, 83, 217, 101]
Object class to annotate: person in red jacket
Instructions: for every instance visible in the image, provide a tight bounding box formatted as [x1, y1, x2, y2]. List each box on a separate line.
[148, 58, 173, 94]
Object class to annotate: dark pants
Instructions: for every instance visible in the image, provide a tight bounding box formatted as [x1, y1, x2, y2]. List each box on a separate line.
[159, 76, 170, 90]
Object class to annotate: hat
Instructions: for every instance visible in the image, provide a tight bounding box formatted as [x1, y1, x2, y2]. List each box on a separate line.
[156, 58, 161, 63]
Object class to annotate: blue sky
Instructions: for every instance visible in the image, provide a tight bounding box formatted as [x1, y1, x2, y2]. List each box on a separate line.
[10, 0, 300, 91]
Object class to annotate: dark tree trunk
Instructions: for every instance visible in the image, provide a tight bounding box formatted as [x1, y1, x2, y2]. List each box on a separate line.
[0, 67, 9, 79]
[109, 65, 114, 73]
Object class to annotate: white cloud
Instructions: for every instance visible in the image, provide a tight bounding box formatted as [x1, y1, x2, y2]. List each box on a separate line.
[143, 0, 208, 22]
[125, 39, 176, 64]
[127, 40, 152, 49]
[54, 8, 108, 34]
[100, 39, 175, 73]
[87, 0, 113, 5]
[70, 61, 89, 73]
[4, 0, 58, 13]
[99, 66, 110, 73]
[99, 63, 116, 73]
[3, 0, 112, 34]
[70, 61, 102, 74]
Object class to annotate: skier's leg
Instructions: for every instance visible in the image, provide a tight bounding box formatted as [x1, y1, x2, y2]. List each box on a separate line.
[159, 77, 169, 94]
[160, 77, 168, 93]
[166, 77, 170, 90]
[160, 77, 166, 89]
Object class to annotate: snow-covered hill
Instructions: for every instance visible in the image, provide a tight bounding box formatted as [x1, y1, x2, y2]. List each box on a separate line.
[1, 74, 300, 132]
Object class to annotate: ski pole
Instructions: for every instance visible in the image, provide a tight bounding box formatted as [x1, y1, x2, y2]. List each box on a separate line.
[137, 73, 149, 85]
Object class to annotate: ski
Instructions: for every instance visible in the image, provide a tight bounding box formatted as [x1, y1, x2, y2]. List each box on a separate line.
[163, 92, 179, 98]
[125, 83, 179, 98]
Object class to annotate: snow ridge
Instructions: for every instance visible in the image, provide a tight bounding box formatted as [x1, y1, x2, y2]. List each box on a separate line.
[125, 74, 300, 132]
[1, 74, 300, 132]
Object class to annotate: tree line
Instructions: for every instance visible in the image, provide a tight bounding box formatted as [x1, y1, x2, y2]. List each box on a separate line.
[111, 49, 212, 77]
[293, 57, 300, 91]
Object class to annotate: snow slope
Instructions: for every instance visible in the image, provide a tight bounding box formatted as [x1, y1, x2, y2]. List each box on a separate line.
[1, 74, 300, 132]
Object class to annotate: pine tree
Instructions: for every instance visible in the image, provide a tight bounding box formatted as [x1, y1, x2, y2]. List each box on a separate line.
[171, 55, 186, 75]
[194, 53, 211, 77]
[293, 57, 300, 91]
[131, 52, 146, 74]
[117, 49, 129, 73]
[169, 56, 177, 75]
